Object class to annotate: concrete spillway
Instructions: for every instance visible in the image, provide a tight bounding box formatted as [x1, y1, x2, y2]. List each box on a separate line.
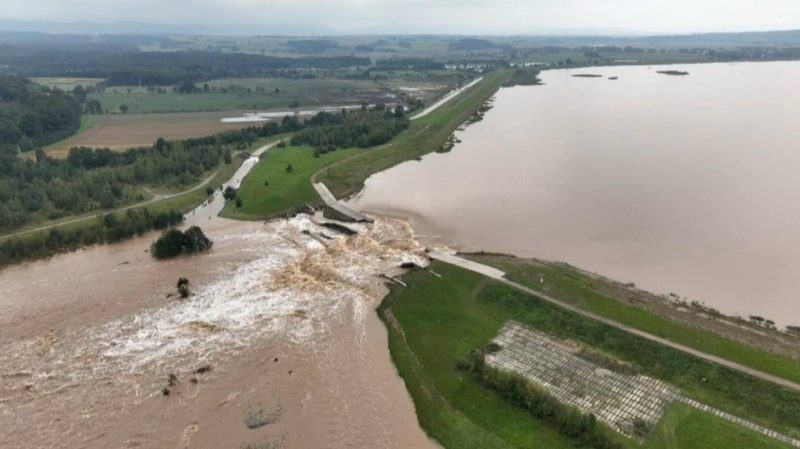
[313, 182, 372, 223]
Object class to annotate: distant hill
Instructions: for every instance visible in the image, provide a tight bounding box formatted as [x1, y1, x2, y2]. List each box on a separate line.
[284, 39, 339, 54]
[0, 19, 799, 48]
[0, 19, 334, 36]
[448, 38, 496, 51]
[640, 29, 800, 46]
[510, 29, 800, 48]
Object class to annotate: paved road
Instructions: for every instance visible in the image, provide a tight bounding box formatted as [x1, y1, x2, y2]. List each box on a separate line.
[427, 251, 800, 394]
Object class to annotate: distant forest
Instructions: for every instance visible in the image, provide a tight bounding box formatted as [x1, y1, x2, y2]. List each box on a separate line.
[0, 74, 81, 150]
[0, 48, 370, 85]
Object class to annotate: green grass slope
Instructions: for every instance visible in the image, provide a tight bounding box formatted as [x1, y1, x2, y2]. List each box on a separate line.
[379, 262, 798, 448]
[220, 144, 363, 219]
[474, 256, 800, 385]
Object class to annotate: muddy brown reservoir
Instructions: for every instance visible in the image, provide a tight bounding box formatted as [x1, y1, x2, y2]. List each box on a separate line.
[348, 61, 800, 327]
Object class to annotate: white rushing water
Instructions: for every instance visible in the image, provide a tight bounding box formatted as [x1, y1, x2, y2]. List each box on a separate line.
[0, 215, 429, 447]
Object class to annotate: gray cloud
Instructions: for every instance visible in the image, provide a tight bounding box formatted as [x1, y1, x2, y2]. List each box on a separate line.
[2, 0, 799, 34]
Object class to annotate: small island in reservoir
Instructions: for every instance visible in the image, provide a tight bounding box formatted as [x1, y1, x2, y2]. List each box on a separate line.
[657, 70, 690, 76]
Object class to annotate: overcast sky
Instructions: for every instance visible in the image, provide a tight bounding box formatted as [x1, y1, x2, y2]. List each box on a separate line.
[2, 0, 800, 35]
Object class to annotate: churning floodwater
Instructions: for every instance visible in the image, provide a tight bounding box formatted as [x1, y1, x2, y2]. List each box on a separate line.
[348, 61, 800, 326]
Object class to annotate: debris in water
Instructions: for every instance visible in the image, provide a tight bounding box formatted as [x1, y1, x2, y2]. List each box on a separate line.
[319, 221, 357, 236]
[243, 403, 285, 429]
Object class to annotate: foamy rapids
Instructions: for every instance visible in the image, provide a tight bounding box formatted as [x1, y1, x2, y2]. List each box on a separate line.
[0, 215, 428, 447]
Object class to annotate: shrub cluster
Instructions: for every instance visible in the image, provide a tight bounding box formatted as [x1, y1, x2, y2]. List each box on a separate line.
[151, 226, 212, 259]
[462, 349, 623, 449]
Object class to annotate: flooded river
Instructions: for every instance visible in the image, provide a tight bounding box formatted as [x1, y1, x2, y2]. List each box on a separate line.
[0, 141, 437, 448]
[349, 61, 800, 326]
[0, 215, 436, 449]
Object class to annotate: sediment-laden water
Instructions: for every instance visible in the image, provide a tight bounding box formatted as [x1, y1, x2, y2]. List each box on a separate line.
[348, 61, 800, 326]
[0, 215, 436, 449]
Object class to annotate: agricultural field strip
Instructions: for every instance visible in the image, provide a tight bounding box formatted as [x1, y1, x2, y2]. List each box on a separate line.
[489, 321, 800, 446]
[410, 77, 483, 120]
[426, 251, 800, 394]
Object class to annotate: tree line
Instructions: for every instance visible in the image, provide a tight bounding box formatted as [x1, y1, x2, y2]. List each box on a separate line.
[290, 105, 409, 152]
[0, 48, 370, 86]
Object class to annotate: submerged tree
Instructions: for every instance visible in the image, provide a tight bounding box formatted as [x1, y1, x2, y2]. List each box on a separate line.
[151, 226, 213, 259]
[177, 277, 190, 298]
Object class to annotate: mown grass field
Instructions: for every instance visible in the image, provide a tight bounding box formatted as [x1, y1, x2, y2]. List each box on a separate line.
[220, 144, 364, 220]
[379, 262, 799, 449]
[473, 256, 800, 385]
